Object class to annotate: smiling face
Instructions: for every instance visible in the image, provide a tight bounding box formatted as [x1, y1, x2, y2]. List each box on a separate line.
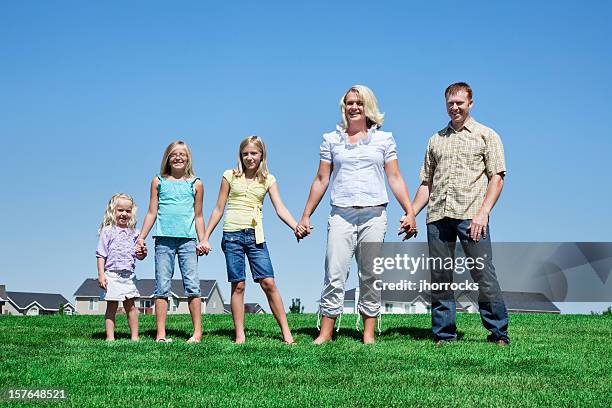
[446, 90, 473, 129]
[344, 91, 366, 129]
[168, 145, 189, 173]
[241, 143, 262, 174]
[114, 198, 133, 228]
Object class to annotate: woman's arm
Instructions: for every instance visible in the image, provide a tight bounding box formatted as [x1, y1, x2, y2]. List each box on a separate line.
[201, 177, 230, 254]
[267, 182, 298, 231]
[298, 160, 332, 237]
[137, 177, 159, 248]
[385, 159, 418, 239]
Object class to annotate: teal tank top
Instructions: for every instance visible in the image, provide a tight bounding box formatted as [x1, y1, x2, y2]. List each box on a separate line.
[153, 175, 199, 239]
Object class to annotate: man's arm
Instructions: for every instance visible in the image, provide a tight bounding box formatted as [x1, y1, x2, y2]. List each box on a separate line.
[411, 181, 431, 217]
[469, 173, 504, 241]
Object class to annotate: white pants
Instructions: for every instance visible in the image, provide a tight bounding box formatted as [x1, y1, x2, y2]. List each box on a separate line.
[319, 205, 387, 317]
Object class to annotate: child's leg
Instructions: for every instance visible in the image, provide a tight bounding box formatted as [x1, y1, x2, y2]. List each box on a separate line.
[123, 298, 139, 341]
[177, 238, 202, 341]
[231, 281, 246, 343]
[361, 315, 376, 344]
[104, 301, 118, 341]
[154, 237, 176, 341]
[259, 278, 294, 343]
[155, 298, 169, 340]
[187, 297, 202, 342]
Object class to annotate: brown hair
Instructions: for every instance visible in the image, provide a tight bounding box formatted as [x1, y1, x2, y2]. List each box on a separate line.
[445, 82, 473, 100]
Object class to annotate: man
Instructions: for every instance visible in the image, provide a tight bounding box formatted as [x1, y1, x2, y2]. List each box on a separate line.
[411, 82, 509, 347]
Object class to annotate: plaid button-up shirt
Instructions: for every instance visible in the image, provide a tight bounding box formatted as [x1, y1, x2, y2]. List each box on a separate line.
[419, 117, 506, 224]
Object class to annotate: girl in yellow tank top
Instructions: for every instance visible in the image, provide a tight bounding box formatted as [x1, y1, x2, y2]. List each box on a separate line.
[201, 136, 300, 344]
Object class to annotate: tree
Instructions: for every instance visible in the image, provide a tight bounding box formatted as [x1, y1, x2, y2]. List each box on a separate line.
[603, 306, 612, 316]
[289, 298, 304, 314]
[58, 303, 65, 316]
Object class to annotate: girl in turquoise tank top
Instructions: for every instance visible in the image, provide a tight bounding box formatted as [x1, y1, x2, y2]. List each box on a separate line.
[201, 136, 299, 344]
[137, 141, 207, 343]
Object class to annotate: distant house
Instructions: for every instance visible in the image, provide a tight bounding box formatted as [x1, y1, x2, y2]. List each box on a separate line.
[74, 279, 225, 315]
[343, 288, 559, 314]
[223, 303, 266, 314]
[457, 290, 560, 314]
[3, 291, 75, 316]
[0, 285, 7, 314]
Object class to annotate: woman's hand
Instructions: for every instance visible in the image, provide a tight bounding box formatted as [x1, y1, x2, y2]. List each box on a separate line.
[398, 213, 418, 240]
[296, 216, 312, 240]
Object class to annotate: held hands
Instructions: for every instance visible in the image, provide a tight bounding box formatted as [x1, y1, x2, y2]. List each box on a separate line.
[197, 240, 213, 256]
[135, 239, 148, 260]
[398, 213, 418, 240]
[295, 216, 314, 241]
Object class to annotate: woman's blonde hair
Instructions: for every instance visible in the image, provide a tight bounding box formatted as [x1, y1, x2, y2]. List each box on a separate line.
[99, 193, 138, 233]
[160, 140, 196, 178]
[339, 84, 385, 129]
[233, 135, 269, 183]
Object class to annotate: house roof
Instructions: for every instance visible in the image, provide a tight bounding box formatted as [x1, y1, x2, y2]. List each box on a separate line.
[6, 291, 74, 311]
[223, 303, 265, 314]
[345, 288, 559, 313]
[0, 285, 6, 301]
[74, 279, 218, 299]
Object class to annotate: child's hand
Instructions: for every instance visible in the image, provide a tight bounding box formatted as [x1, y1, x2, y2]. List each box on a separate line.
[98, 275, 107, 290]
[197, 241, 211, 256]
[135, 242, 148, 260]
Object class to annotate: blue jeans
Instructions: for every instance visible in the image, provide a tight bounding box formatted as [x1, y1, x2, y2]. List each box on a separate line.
[427, 218, 509, 343]
[221, 229, 274, 282]
[154, 237, 201, 298]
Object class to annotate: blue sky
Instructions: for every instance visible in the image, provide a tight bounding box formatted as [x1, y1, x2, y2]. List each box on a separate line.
[1, 1, 611, 314]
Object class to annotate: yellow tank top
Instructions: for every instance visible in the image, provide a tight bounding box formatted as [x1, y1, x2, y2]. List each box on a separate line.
[222, 169, 276, 244]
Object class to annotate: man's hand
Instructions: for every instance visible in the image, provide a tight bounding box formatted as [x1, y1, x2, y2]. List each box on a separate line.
[468, 210, 489, 241]
[398, 213, 418, 240]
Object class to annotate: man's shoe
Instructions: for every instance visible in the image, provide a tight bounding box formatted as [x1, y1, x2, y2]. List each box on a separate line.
[487, 334, 509, 347]
[435, 339, 454, 347]
[495, 339, 509, 347]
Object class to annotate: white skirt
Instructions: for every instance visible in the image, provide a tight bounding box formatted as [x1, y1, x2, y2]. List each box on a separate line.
[101, 270, 140, 301]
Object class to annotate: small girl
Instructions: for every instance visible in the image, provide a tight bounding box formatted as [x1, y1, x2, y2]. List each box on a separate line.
[138, 140, 207, 343]
[96, 193, 146, 341]
[202, 135, 297, 344]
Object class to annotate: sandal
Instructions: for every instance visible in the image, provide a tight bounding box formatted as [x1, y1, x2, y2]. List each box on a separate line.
[186, 337, 201, 344]
[156, 337, 173, 343]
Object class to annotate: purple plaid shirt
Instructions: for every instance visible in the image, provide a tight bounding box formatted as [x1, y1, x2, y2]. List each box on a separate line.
[96, 225, 139, 272]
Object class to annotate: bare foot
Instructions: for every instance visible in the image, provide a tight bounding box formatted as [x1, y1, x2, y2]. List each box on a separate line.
[187, 336, 201, 344]
[105, 338, 115, 342]
[234, 337, 246, 344]
[363, 335, 376, 345]
[131, 337, 140, 342]
[313, 335, 332, 345]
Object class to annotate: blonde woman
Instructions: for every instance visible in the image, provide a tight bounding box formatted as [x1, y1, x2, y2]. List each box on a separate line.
[96, 193, 147, 341]
[201, 136, 297, 344]
[137, 141, 207, 343]
[297, 85, 418, 344]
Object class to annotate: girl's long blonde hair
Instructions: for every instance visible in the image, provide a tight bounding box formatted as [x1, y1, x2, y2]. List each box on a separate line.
[99, 193, 138, 233]
[339, 84, 385, 130]
[160, 140, 196, 178]
[233, 135, 269, 183]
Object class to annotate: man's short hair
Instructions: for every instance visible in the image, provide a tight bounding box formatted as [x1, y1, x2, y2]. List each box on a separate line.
[445, 82, 473, 100]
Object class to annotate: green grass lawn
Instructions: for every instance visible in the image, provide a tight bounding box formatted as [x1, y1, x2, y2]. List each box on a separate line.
[0, 313, 610, 407]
